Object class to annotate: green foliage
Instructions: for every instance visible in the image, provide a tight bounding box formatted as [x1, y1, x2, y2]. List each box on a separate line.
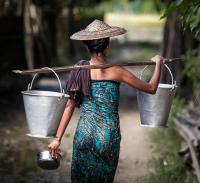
[0, 0, 19, 16]
[102, 0, 162, 14]
[33, 0, 104, 15]
[161, 0, 200, 36]
[78, 6, 104, 18]
[33, 0, 70, 16]
[72, 0, 104, 8]
[148, 98, 187, 183]
[132, 0, 161, 14]
[183, 50, 200, 103]
[136, 47, 157, 60]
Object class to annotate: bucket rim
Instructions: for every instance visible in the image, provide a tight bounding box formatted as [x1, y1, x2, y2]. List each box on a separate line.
[21, 90, 69, 98]
[26, 133, 56, 139]
[158, 83, 178, 89]
[140, 123, 168, 128]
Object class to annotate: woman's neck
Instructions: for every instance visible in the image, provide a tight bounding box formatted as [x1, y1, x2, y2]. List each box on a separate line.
[90, 53, 105, 65]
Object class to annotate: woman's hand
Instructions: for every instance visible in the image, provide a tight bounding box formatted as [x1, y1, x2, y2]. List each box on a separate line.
[47, 100, 76, 159]
[48, 139, 61, 158]
[151, 55, 166, 65]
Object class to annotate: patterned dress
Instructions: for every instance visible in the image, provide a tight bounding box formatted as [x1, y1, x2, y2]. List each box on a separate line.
[71, 80, 121, 183]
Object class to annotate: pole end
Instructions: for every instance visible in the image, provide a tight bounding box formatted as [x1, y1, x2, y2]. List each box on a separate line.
[12, 70, 22, 74]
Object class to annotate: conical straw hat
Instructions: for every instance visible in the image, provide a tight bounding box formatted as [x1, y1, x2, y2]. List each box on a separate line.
[70, 19, 127, 40]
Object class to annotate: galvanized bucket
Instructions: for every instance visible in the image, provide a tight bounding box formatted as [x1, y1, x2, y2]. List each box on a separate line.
[137, 64, 177, 128]
[22, 67, 69, 138]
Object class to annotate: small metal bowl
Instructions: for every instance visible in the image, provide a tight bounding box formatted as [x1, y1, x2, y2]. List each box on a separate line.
[37, 150, 61, 170]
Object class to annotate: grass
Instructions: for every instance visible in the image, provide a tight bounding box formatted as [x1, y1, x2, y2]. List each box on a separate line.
[147, 98, 187, 183]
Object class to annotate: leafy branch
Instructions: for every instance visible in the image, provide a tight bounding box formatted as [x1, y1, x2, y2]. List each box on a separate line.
[161, 0, 200, 36]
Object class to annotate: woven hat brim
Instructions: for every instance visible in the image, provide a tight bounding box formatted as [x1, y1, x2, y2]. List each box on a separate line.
[70, 26, 127, 40]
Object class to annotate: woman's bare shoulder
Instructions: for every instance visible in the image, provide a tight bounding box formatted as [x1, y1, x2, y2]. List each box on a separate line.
[107, 66, 130, 81]
[109, 65, 126, 72]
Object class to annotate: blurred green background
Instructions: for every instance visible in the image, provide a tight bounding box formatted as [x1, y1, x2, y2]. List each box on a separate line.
[0, 0, 200, 183]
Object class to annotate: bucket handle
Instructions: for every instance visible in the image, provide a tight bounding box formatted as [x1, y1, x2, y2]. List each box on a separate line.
[139, 64, 176, 88]
[28, 67, 64, 94]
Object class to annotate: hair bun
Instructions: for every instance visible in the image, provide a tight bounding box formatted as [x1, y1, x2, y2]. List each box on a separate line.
[83, 38, 109, 54]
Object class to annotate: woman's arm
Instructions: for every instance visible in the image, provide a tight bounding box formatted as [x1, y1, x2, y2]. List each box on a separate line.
[48, 99, 76, 158]
[118, 55, 165, 94]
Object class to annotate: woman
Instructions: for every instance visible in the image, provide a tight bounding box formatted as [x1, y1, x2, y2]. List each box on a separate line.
[48, 19, 165, 183]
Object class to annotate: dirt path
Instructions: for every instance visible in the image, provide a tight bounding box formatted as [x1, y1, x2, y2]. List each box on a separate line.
[115, 108, 152, 183]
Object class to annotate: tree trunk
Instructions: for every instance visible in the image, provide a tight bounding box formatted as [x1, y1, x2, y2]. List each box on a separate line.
[23, 0, 34, 70]
[67, 2, 75, 58]
[161, 10, 183, 85]
[47, 12, 57, 64]
[161, 9, 199, 87]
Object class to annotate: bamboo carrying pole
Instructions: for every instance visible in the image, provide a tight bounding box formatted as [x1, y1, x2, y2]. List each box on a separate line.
[12, 58, 181, 75]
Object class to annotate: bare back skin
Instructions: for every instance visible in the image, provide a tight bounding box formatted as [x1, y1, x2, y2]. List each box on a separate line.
[90, 58, 163, 94]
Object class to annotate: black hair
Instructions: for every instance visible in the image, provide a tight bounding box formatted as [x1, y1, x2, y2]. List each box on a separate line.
[83, 38, 109, 54]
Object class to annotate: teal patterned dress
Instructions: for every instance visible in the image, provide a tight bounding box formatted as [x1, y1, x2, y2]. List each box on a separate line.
[71, 80, 121, 183]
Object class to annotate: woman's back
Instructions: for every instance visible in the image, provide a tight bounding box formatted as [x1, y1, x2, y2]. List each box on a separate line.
[82, 80, 120, 113]
[72, 80, 121, 183]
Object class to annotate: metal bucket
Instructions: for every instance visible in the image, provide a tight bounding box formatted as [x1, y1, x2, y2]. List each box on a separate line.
[137, 64, 177, 128]
[22, 67, 69, 138]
